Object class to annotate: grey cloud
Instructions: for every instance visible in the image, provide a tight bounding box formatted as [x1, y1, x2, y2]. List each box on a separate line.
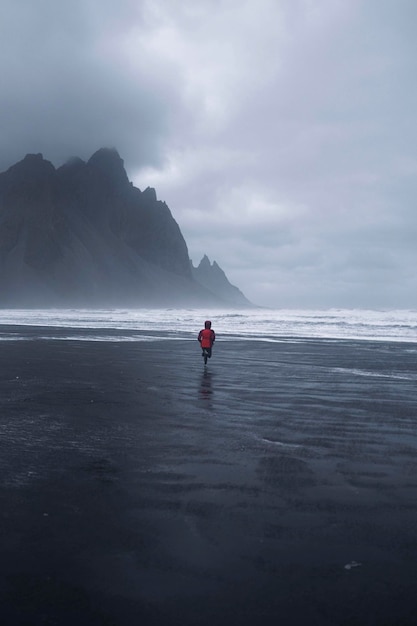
[0, 0, 182, 171]
[1, 0, 416, 308]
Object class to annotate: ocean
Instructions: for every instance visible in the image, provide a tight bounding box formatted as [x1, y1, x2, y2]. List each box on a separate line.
[0, 307, 416, 343]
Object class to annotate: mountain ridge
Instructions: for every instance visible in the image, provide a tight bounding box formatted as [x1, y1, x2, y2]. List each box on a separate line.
[0, 148, 253, 308]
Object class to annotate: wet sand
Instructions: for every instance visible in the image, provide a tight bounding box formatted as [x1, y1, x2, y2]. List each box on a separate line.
[0, 328, 417, 625]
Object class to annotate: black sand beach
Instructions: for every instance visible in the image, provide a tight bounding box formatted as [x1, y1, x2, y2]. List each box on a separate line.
[1, 326, 417, 625]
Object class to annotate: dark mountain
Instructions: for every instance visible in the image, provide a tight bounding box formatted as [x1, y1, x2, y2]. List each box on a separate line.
[191, 255, 253, 307]
[0, 148, 253, 307]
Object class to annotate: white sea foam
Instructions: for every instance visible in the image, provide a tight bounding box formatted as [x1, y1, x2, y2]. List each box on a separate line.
[331, 367, 416, 381]
[0, 308, 416, 343]
[258, 437, 301, 448]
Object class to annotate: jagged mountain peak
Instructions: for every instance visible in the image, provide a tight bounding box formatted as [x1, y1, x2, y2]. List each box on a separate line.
[5, 152, 55, 180]
[88, 147, 121, 165]
[192, 255, 253, 307]
[87, 147, 129, 188]
[197, 256, 226, 279]
[195, 255, 226, 280]
[22, 152, 44, 163]
[198, 254, 211, 269]
[142, 187, 157, 202]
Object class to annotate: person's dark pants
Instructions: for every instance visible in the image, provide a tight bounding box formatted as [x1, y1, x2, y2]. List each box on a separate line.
[202, 347, 212, 358]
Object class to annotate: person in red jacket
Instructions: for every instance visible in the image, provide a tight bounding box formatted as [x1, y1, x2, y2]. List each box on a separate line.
[198, 320, 215, 360]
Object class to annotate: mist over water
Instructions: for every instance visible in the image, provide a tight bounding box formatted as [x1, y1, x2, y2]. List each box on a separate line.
[0, 308, 416, 343]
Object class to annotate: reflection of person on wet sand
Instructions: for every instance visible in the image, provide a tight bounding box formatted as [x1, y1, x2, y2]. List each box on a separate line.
[199, 368, 213, 403]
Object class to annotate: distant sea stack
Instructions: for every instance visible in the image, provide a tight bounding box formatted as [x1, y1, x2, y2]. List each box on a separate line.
[0, 148, 253, 308]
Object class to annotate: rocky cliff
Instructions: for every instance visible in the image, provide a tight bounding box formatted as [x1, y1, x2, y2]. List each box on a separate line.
[192, 255, 253, 307]
[0, 149, 252, 307]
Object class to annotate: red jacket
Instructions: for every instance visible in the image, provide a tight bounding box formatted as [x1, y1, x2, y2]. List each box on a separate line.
[198, 328, 215, 348]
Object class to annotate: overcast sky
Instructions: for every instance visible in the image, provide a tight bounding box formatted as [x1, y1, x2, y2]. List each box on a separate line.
[1, 0, 416, 309]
